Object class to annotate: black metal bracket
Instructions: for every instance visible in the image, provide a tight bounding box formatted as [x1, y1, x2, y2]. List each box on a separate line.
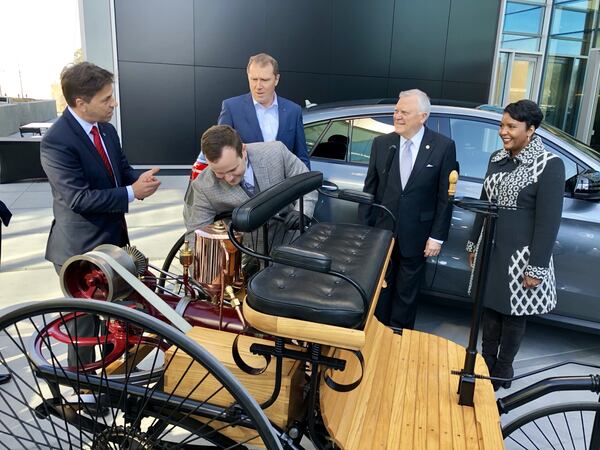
[249, 343, 346, 372]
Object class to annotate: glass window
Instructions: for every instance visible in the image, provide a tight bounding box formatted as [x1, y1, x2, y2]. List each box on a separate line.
[542, 140, 580, 181]
[501, 34, 541, 52]
[554, 0, 597, 12]
[540, 56, 587, 134]
[310, 120, 350, 161]
[542, 121, 600, 160]
[508, 56, 537, 103]
[493, 52, 509, 106]
[551, 8, 587, 38]
[504, 2, 544, 34]
[349, 116, 394, 164]
[304, 122, 327, 151]
[449, 118, 503, 179]
[548, 1, 597, 56]
[547, 38, 585, 56]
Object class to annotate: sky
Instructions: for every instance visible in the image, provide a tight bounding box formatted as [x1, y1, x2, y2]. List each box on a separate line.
[0, 0, 81, 99]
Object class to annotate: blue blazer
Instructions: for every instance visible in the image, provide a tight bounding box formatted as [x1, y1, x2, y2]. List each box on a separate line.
[217, 93, 310, 168]
[40, 108, 138, 265]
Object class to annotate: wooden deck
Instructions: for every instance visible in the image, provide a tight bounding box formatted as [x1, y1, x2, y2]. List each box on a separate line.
[320, 320, 504, 450]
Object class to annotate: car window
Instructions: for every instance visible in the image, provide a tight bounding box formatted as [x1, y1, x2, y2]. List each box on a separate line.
[349, 116, 394, 164]
[304, 122, 328, 151]
[310, 120, 350, 161]
[542, 140, 579, 182]
[450, 118, 503, 179]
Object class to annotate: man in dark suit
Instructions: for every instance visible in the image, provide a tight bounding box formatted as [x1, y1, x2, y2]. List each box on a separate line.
[360, 89, 457, 329]
[41, 62, 161, 270]
[41, 62, 161, 367]
[216, 53, 310, 168]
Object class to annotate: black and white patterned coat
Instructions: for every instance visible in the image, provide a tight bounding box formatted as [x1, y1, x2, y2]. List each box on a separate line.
[466, 136, 565, 316]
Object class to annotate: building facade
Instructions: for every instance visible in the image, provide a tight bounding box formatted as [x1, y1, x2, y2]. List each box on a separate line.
[79, 0, 599, 165]
[490, 0, 600, 150]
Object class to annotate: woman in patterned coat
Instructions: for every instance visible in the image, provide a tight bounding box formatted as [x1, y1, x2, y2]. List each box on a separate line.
[466, 100, 565, 391]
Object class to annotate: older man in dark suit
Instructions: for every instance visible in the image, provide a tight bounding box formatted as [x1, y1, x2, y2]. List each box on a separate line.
[41, 62, 161, 367]
[360, 89, 457, 329]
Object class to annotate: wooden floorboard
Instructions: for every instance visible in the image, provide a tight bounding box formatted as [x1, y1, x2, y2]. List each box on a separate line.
[320, 321, 504, 449]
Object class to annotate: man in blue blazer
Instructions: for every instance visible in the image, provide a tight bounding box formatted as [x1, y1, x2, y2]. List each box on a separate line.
[217, 53, 310, 168]
[41, 62, 161, 367]
[41, 62, 161, 270]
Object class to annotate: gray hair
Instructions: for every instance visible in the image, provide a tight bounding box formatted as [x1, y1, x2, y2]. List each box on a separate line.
[399, 89, 431, 115]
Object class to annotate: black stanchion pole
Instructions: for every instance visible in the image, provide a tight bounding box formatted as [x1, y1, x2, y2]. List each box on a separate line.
[457, 210, 497, 406]
[447, 170, 499, 406]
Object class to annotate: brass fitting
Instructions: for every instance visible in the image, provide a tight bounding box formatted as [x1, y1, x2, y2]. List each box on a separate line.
[225, 285, 244, 321]
[179, 240, 194, 270]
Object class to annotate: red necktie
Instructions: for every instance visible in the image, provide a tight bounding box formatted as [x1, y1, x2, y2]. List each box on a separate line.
[90, 126, 115, 182]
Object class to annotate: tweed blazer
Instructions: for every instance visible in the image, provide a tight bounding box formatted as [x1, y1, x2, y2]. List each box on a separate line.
[183, 141, 317, 238]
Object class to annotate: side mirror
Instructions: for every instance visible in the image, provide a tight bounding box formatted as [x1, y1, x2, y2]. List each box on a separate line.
[568, 171, 600, 200]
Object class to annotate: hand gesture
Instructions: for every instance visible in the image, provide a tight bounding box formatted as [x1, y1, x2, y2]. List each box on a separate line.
[133, 167, 161, 200]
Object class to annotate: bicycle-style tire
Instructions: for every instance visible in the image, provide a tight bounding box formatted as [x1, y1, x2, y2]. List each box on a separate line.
[0, 298, 282, 449]
[503, 401, 600, 449]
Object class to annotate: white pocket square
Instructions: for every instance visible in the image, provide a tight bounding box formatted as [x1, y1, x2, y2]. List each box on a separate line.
[426, 164, 434, 168]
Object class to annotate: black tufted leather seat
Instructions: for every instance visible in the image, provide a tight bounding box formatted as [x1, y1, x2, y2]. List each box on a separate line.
[246, 223, 393, 329]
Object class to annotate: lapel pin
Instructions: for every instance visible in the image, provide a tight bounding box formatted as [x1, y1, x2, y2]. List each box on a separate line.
[425, 144, 430, 150]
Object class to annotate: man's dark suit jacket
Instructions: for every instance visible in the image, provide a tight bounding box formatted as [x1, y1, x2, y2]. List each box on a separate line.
[218, 93, 310, 168]
[40, 108, 137, 265]
[360, 127, 457, 258]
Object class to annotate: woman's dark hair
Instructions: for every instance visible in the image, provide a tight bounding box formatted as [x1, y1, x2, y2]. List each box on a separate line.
[201, 125, 243, 162]
[504, 99, 544, 129]
[61, 62, 114, 107]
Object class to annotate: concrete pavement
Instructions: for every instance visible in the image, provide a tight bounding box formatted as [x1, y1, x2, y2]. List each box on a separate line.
[0, 175, 188, 305]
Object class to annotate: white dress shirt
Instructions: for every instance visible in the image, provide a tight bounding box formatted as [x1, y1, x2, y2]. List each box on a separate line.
[68, 106, 134, 202]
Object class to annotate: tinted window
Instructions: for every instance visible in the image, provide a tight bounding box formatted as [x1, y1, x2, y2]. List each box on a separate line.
[542, 140, 579, 182]
[450, 118, 503, 179]
[349, 116, 394, 164]
[304, 122, 328, 151]
[311, 120, 350, 161]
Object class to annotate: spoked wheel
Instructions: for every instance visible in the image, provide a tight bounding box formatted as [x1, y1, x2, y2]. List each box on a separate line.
[157, 233, 187, 295]
[0, 299, 282, 449]
[503, 402, 600, 449]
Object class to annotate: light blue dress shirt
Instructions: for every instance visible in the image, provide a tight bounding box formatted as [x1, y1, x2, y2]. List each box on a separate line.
[399, 125, 443, 245]
[253, 94, 279, 142]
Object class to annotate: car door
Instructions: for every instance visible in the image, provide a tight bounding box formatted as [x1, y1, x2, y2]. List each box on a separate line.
[430, 115, 503, 301]
[432, 116, 600, 329]
[541, 141, 600, 325]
